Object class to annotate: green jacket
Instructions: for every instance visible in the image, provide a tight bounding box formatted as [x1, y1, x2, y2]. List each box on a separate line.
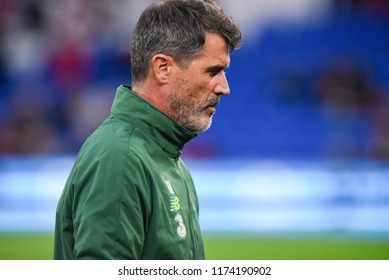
[54, 85, 205, 260]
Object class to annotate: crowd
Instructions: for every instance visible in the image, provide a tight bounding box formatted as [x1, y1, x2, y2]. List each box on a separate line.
[0, 0, 388, 160]
[0, 0, 150, 154]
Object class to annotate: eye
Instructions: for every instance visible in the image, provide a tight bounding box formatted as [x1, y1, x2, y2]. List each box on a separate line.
[208, 67, 224, 77]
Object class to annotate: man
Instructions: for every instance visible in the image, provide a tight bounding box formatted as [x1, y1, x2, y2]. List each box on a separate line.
[54, 0, 242, 260]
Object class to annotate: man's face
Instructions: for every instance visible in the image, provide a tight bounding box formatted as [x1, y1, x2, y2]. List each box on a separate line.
[167, 32, 231, 133]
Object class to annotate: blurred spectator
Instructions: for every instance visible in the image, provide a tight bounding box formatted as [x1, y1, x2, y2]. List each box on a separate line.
[61, 85, 113, 150]
[316, 60, 380, 159]
[317, 61, 375, 111]
[47, 41, 93, 93]
[351, 0, 389, 16]
[369, 95, 389, 160]
[0, 81, 61, 154]
[333, 0, 389, 16]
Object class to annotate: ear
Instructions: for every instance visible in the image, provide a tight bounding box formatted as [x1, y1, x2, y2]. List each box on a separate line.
[151, 54, 174, 84]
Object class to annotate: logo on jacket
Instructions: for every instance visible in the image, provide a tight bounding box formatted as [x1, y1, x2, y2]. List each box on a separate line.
[164, 179, 186, 238]
[170, 196, 180, 212]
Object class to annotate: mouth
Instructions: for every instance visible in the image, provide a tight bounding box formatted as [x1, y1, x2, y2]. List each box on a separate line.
[207, 107, 216, 115]
[203, 98, 220, 115]
[207, 98, 220, 109]
[206, 103, 218, 114]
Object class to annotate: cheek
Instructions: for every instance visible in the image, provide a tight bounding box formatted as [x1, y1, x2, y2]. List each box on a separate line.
[187, 83, 210, 105]
[177, 72, 214, 104]
[190, 77, 214, 97]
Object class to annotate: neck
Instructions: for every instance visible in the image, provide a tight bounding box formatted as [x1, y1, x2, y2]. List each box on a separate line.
[132, 81, 170, 117]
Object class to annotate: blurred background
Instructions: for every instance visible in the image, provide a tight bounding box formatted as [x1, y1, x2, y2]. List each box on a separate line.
[0, 0, 389, 259]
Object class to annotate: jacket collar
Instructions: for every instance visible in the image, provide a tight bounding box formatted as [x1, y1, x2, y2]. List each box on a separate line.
[111, 85, 198, 159]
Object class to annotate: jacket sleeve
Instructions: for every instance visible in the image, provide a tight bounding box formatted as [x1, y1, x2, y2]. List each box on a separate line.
[70, 138, 151, 260]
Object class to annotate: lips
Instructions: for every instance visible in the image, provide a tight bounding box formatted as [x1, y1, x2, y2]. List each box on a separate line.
[207, 98, 220, 108]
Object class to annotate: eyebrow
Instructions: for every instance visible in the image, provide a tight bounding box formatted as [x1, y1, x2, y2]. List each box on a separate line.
[207, 66, 225, 71]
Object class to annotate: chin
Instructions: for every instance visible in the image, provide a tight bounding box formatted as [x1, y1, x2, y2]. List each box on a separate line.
[196, 119, 213, 133]
[183, 115, 213, 133]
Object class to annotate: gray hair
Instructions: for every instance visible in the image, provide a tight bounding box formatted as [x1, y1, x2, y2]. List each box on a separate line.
[130, 0, 242, 87]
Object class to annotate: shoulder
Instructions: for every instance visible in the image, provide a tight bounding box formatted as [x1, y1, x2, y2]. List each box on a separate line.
[67, 118, 151, 199]
[72, 118, 148, 177]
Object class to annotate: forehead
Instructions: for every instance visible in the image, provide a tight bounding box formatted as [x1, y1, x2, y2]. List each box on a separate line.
[191, 32, 230, 68]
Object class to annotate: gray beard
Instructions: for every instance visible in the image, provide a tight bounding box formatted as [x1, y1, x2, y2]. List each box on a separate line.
[166, 95, 214, 133]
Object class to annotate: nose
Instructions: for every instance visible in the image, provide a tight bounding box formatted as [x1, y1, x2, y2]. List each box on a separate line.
[214, 72, 230, 96]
